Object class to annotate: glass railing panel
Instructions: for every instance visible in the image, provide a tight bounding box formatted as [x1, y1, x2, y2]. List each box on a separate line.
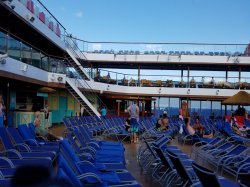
[31, 48, 41, 68]
[21, 43, 32, 65]
[0, 33, 7, 54]
[41, 55, 49, 71]
[82, 42, 249, 56]
[8, 37, 21, 61]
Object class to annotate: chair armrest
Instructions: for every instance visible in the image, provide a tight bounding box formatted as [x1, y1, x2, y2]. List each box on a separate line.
[0, 157, 15, 168]
[78, 172, 102, 184]
[13, 143, 31, 152]
[83, 146, 97, 154]
[0, 149, 23, 159]
[35, 136, 47, 141]
[78, 152, 94, 161]
[25, 139, 39, 146]
[87, 141, 100, 149]
[193, 141, 208, 148]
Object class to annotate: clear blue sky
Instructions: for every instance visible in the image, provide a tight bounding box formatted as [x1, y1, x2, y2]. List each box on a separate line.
[42, 0, 250, 44]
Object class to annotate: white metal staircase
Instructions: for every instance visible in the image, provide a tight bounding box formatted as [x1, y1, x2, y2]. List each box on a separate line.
[65, 48, 92, 80]
[65, 77, 100, 117]
[63, 36, 108, 117]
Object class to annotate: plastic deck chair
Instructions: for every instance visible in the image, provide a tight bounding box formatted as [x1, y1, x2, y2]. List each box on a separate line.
[79, 125, 124, 147]
[72, 127, 124, 154]
[57, 155, 106, 187]
[7, 127, 59, 153]
[60, 139, 127, 172]
[192, 162, 239, 187]
[0, 156, 52, 168]
[69, 132, 125, 163]
[18, 124, 59, 146]
[221, 156, 250, 180]
[0, 127, 56, 160]
[58, 153, 140, 186]
[166, 150, 198, 187]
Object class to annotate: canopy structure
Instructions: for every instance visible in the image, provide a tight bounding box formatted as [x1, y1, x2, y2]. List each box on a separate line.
[222, 91, 250, 106]
[38, 87, 56, 93]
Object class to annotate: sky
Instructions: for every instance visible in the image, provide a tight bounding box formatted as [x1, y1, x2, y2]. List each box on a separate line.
[42, 0, 250, 44]
[40, 0, 250, 110]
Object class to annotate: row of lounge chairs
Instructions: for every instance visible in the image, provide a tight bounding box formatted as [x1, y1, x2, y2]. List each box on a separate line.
[138, 134, 243, 186]
[91, 50, 244, 57]
[0, 115, 143, 186]
[62, 116, 142, 186]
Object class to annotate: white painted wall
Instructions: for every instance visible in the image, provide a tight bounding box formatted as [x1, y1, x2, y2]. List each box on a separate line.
[0, 57, 48, 81]
[84, 53, 250, 65]
[4, 0, 65, 50]
[0, 57, 66, 84]
[81, 80, 250, 97]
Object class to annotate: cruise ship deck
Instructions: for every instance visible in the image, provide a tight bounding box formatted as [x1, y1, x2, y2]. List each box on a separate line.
[0, 0, 250, 186]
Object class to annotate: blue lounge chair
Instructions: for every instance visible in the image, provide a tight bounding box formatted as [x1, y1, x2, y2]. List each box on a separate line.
[0, 127, 56, 160]
[192, 162, 239, 187]
[7, 127, 59, 153]
[60, 139, 127, 171]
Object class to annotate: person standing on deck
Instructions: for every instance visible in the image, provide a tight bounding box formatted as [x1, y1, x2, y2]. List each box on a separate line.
[100, 106, 107, 119]
[0, 95, 5, 127]
[43, 105, 49, 130]
[127, 101, 139, 143]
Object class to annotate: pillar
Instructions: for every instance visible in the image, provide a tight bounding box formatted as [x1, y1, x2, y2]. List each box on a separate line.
[225, 70, 228, 82]
[116, 100, 121, 116]
[138, 64, 140, 87]
[239, 67, 241, 89]
[142, 101, 145, 117]
[154, 101, 156, 116]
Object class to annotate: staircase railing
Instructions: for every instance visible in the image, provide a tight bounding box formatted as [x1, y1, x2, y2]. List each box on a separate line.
[66, 77, 100, 116]
[63, 34, 108, 116]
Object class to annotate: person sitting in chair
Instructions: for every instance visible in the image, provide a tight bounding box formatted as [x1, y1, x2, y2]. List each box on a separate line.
[185, 117, 213, 138]
[34, 111, 61, 141]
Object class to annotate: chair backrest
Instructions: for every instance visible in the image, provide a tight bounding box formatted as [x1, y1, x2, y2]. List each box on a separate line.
[167, 150, 193, 186]
[57, 155, 82, 187]
[153, 146, 172, 169]
[143, 138, 158, 160]
[18, 124, 33, 140]
[28, 123, 36, 138]
[208, 137, 222, 146]
[227, 145, 247, 156]
[60, 139, 81, 163]
[72, 128, 87, 147]
[6, 127, 25, 144]
[192, 162, 221, 187]
[217, 142, 233, 150]
[0, 127, 14, 150]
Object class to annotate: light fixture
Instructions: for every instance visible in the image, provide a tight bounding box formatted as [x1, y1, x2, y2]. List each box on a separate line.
[106, 85, 110, 90]
[20, 64, 28, 71]
[57, 76, 63, 82]
[0, 59, 6, 64]
[27, 14, 35, 22]
[0, 54, 8, 63]
[187, 89, 190, 94]
[158, 88, 161, 94]
[216, 90, 219, 95]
